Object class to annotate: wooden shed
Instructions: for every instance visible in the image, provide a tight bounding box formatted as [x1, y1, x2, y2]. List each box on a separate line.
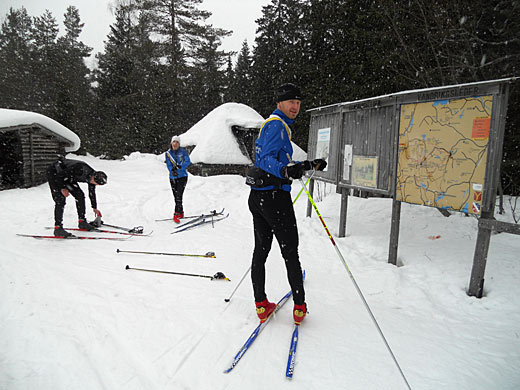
[0, 109, 80, 190]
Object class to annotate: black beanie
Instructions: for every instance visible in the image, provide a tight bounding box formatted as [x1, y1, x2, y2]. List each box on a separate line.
[93, 171, 107, 185]
[276, 83, 303, 102]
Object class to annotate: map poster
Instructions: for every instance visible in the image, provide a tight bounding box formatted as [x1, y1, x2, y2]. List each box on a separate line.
[352, 156, 378, 188]
[316, 128, 331, 171]
[396, 95, 493, 215]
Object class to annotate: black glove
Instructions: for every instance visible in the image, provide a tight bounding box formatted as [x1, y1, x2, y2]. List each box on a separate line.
[301, 159, 327, 171]
[283, 163, 306, 179]
[171, 166, 178, 177]
[310, 159, 327, 171]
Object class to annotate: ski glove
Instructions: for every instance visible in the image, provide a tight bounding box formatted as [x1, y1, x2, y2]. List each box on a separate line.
[301, 159, 327, 171]
[93, 208, 102, 217]
[309, 159, 327, 171]
[283, 163, 306, 179]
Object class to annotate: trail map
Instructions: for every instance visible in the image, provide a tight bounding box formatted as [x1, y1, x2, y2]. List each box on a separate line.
[396, 95, 493, 215]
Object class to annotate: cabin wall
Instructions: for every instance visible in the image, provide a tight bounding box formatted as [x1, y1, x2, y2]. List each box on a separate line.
[0, 126, 68, 190]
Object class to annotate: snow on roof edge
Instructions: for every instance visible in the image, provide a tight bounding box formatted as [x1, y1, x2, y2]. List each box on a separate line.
[0, 108, 80, 152]
[307, 77, 518, 112]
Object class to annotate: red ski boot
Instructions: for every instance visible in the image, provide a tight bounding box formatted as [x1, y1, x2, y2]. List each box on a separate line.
[293, 303, 307, 325]
[255, 299, 277, 323]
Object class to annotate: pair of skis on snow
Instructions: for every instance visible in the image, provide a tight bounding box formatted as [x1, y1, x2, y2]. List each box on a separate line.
[224, 271, 305, 379]
[171, 208, 228, 234]
[156, 208, 228, 233]
[17, 222, 151, 240]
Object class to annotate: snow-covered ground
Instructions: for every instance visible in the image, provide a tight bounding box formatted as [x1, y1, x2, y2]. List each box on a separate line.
[1, 153, 519, 390]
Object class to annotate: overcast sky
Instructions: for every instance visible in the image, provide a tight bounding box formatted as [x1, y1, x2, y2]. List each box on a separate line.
[0, 0, 271, 67]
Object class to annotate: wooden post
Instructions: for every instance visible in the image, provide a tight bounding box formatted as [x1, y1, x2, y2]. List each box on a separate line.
[388, 198, 401, 265]
[338, 187, 348, 237]
[467, 82, 511, 297]
[467, 217, 493, 298]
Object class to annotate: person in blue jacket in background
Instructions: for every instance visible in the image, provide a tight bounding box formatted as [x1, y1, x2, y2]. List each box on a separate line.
[246, 83, 326, 326]
[165, 135, 191, 223]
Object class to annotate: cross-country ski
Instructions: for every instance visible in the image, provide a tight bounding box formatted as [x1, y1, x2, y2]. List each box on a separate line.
[16, 233, 129, 241]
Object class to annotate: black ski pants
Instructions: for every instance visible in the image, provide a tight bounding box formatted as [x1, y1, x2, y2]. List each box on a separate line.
[169, 176, 188, 214]
[46, 167, 87, 227]
[248, 189, 305, 305]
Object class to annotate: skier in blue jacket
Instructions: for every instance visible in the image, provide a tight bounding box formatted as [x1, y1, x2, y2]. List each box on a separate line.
[165, 135, 191, 223]
[247, 83, 326, 325]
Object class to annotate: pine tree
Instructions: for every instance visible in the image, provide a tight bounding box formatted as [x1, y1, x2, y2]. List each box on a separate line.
[140, 0, 231, 135]
[0, 7, 33, 109]
[55, 6, 93, 150]
[222, 55, 234, 102]
[94, 3, 152, 157]
[29, 10, 61, 116]
[229, 40, 253, 105]
[250, 0, 309, 146]
[189, 33, 228, 118]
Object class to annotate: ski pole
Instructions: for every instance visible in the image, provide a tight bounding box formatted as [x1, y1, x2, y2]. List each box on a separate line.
[117, 249, 215, 258]
[288, 154, 412, 390]
[224, 264, 252, 302]
[125, 265, 230, 281]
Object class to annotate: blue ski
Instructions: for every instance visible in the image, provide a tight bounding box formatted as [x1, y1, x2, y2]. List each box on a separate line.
[285, 324, 299, 379]
[224, 271, 305, 374]
[223, 289, 293, 373]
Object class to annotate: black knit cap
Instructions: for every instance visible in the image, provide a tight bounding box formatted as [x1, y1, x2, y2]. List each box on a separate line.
[276, 83, 303, 102]
[93, 171, 107, 185]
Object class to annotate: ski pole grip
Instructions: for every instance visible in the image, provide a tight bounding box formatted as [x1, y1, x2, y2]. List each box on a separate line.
[117, 249, 120, 253]
[125, 265, 130, 270]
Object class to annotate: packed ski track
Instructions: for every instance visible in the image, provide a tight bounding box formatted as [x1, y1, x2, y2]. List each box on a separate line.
[1, 153, 519, 390]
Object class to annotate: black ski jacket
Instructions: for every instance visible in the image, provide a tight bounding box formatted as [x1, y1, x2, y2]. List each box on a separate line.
[47, 159, 98, 208]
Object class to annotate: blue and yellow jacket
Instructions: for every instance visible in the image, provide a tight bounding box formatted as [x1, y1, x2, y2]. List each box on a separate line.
[253, 109, 294, 192]
[165, 147, 191, 179]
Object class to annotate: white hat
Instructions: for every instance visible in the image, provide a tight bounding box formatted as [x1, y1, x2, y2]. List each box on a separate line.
[171, 135, 181, 144]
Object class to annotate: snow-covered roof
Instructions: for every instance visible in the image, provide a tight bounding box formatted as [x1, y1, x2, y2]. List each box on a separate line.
[307, 77, 518, 112]
[178, 102, 307, 164]
[179, 103, 263, 165]
[0, 108, 80, 152]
